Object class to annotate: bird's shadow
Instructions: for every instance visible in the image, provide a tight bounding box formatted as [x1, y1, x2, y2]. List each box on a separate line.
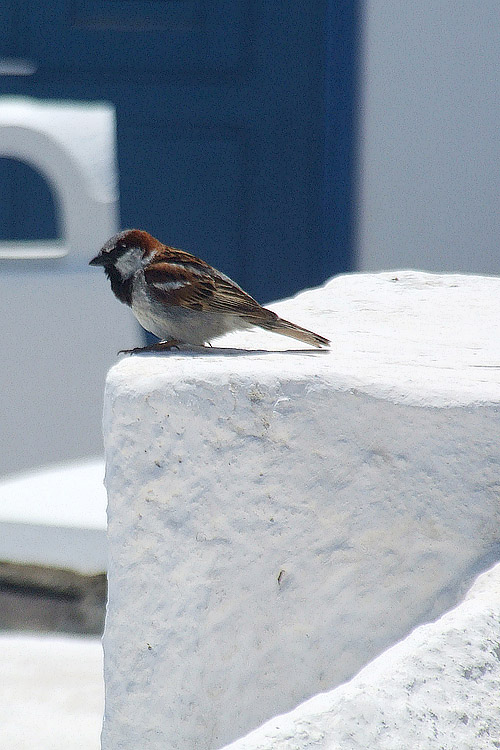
[119, 345, 330, 358]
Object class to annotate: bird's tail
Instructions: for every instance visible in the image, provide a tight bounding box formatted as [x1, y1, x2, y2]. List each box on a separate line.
[257, 315, 330, 348]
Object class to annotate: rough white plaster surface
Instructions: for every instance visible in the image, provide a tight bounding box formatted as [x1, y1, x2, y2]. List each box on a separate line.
[222, 561, 500, 750]
[0, 634, 103, 750]
[102, 271, 500, 750]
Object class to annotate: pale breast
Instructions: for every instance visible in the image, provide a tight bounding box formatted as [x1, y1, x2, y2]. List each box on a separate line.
[131, 272, 247, 344]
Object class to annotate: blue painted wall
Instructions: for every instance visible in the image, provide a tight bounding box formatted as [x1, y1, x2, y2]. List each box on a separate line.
[0, 0, 359, 303]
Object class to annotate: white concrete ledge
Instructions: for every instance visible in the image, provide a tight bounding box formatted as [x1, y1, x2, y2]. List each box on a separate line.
[0, 459, 107, 574]
[101, 271, 500, 750]
[222, 561, 500, 750]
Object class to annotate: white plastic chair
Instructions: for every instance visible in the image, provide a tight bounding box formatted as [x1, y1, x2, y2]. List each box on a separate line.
[0, 97, 140, 476]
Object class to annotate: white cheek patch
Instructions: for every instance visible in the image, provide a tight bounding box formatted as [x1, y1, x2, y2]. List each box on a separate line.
[114, 247, 144, 278]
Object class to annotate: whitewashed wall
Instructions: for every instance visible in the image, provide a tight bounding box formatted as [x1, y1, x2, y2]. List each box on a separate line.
[101, 272, 500, 750]
[222, 561, 500, 750]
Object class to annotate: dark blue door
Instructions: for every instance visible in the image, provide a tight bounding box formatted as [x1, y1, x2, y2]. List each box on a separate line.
[0, 0, 358, 302]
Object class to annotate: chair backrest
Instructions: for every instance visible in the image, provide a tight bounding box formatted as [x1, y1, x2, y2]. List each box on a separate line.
[0, 97, 141, 476]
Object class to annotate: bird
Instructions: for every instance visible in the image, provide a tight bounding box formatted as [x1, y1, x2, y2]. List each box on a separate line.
[89, 229, 330, 353]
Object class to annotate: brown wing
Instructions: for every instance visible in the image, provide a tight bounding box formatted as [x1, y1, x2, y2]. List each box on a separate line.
[144, 260, 275, 322]
[152, 246, 214, 271]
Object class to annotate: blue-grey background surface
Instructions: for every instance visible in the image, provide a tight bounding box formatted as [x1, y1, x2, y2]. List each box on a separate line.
[358, 1, 500, 275]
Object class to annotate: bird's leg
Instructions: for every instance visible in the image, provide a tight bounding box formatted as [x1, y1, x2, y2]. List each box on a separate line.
[118, 339, 181, 355]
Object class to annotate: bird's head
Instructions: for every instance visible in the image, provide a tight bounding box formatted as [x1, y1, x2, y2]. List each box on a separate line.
[90, 229, 158, 281]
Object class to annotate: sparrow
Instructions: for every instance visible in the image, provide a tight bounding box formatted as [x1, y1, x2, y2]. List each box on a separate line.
[89, 229, 330, 353]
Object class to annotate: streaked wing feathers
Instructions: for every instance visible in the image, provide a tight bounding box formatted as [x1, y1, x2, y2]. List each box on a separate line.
[144, 261, 274, 320]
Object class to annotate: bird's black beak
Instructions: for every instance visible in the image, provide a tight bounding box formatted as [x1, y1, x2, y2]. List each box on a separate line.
[89, 253, 105, 266]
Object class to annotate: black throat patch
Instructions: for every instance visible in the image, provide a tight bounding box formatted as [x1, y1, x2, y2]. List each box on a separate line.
[106, 265, 133, 306]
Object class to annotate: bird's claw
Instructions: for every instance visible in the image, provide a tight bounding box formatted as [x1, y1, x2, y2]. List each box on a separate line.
[118, 340, 181, 355]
